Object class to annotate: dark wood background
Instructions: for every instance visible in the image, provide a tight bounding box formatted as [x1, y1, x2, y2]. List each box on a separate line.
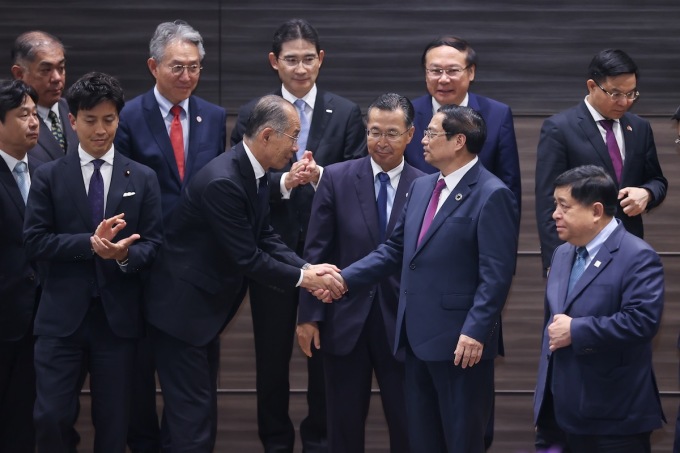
[2, 1, 680, 451]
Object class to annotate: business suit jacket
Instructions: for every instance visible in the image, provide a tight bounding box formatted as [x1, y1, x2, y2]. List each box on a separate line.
[23, 151, 163, 339]
[0, 155, 42, 340]
[533, 222, 665, 435]
[230, 88, 366, 248]
[404, 93, 521, 212]
[342, 161, 518, 361]
[145, 143, 307, 347]
[115, 90, 227, 223]
[28, 99, 78, 162]
[535, 100, 667, 270]
[298, 157, 424, 356]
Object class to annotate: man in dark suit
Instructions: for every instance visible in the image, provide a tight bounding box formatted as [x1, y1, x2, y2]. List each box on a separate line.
[145, 95, 345, 452]
[23, 72, 163, 453]
[230, 19, 366, 453]
[321, 105, 518, 453]
[534, 165, 665, 453]
[297, 93, 424, 453]
[404, 36, 521, 213]
[0, 79, 41, 453]
[11, 31, 78, 161]
[113, 21, 227, 452]
[535, 49, 667, 275]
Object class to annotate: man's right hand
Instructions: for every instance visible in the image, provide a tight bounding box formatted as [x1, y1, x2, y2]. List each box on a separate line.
[296, 322, 320, 357]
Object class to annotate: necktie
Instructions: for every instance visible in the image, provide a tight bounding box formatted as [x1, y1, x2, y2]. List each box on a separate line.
[418, 179, 447, 246]
[257, 174, 269, 212]
[89, 159, 105, 228]
[48, 110, 66, 153]
[170, 105, 185, 181]
[294, 99, 310, 159]
[376, 172, 390, 241]
[599, 119, 623, 183]
[567, 247, 589, 295]
[13, 161, 29, 204]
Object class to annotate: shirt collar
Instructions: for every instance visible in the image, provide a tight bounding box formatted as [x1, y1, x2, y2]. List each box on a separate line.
[78, 145, 115, 167]
[584, 95, 619, 124]
[281, 84, 317, 110]
[440, 155, 478, 192]
[37, 103, 60, 124]
[370, 157, 404, 181]
[242, 141, 266, 180]
[582, 217, 619, 261]
[431, 92, 469, 114]
[154, 86, 190, 118]
[0, 149, 27, 171]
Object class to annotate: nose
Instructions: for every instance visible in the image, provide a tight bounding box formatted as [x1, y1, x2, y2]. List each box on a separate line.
[552, 208, 561, 221]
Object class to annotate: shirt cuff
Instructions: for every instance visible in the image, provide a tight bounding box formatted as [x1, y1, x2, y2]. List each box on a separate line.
[280, 172, 292, 199]
[310, 166, 324, 191]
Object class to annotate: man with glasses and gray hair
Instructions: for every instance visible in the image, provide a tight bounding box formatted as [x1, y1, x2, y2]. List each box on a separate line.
[535, 49, 667, 278]
[230, 18, 365, 453]
[114, 20, 227, 453]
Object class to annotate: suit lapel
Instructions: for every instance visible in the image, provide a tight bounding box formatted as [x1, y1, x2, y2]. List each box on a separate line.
[185, 96, 200, 181]
[355, 159, 381, 245]
[62, 153, 93, 228]
[0, 158, 25, 215]
[235, 144, 263, 228]
[619, 115, 634, 184]
[105, 152, 130, 218]
[36, 116, 64, 161]
[58, 99, 78, 155]
[142, 91, 181, 184]
[388, 164, 417, 235]
[553, 246, 574, 313]
[306, 91, 332, 154]
[577, 102, 617, 181]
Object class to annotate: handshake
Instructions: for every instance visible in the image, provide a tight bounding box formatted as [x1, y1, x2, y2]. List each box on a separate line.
[301, 263, 348, 302]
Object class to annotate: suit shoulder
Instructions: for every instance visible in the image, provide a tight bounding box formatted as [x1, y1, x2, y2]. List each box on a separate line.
[191, 95, 227, 115]
[403, 162, 427, 178]
[319, 90, 360, 110]
[411, 94, 431, 111]
[471, 93, 511, 112]
[324, 156, 366, 176]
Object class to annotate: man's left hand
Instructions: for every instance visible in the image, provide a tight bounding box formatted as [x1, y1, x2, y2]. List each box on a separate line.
[618, 187, 651, 216]
[548, 314, 572, 351]
[453, 334, 483, 368]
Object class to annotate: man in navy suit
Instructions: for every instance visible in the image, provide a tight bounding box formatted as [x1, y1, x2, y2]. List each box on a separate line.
[321, 105, 518, 453]
[114, 21, 227, 452]
[23, 72, 163, 453]
[145, 95, 345, 452]
[0, 79, 41, 453]
[11, 31, 78, 161]
[404, 36, 521, 214]
[534, 165, 665, 453]
[297, 93, 424, 453]
[535, 49, 667, 275]
[230, 19, 366, 453]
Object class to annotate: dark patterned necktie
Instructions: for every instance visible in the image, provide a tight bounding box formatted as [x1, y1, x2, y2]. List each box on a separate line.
[89, 159, 105, 228]
[48, 110, 66, 152]
[376, 172, 390, 241]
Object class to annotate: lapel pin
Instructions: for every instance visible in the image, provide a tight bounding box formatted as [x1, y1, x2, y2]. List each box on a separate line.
[197, 116, 202, 123]
[125, 170, 131, 177]
[626, 125, 632, 131]
[325, 109, 333, 113]
[455, 193, 463, 201]
[594, 260, 601, 268]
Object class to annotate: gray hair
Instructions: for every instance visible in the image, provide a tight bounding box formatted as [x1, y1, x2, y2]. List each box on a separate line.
[149, 20, 205, 62]
[12, 31, 64, 65]
[244, 95, 293, 139]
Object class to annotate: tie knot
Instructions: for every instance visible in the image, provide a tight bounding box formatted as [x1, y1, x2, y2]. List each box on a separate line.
[294, 99, 306, 110]
[599, 119, 614, 131]
[14, 161, 28, 174]
[377, 172, 390, 183]
[48, 110, 58, 121]
[576, 246, 588, 259]
[433, 178, 447, 194]
[91, 159, 105, 170]
[171, 105, 183, 118]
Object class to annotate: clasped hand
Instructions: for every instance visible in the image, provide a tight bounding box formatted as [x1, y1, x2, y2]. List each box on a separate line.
[301, 263, 347, 302]
[90, 213, 140, 261]
[284, 150, 320, 189]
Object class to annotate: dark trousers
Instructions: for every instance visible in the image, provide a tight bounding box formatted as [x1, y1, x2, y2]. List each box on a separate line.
[323, 300, 408, 453]
[249, 281, 326, 453]
[150, 325, 219, 453]
[126, 335, 160, 453]
[0, 333, 35, 453]
[34, 302, 136, 453]
[404, 344, 493, 453]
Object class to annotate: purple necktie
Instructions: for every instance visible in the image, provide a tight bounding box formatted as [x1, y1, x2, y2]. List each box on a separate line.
[418, 179, 447, 246]
[599, 120, 623, 183]
[89, 159, 105, 228]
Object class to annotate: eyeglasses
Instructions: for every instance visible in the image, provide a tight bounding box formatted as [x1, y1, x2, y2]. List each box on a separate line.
[274, 130, 299, 144]
[278, 56, 319, 68]
[595, 81, 639, 101]
[423, 129, 454, 139]
[425, 65, 470, 79]
[167, 64, 202, 76]
[366, 129, 410, 141]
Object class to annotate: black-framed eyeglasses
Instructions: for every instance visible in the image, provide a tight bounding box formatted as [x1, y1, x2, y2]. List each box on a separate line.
[278, 56, 319, 68]
[423, 129, 455, 139]
[167, 64, 202, 76]
[425, 65, 471, 79]
[274, 130, 299, 143]
[366, 129, 410, 142]
[595, 81, 639, 101]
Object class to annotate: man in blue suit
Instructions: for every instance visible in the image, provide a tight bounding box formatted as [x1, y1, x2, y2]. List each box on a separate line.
[534, 165, 665, 453]
[230, 19, 366, 453]
[11, 31, 78, 161]
[322, 105, 518, 453]
[113, 21, 227, 452]
[297, 93, 424, 453]
[23, 72, 163, 453]
[0, 79, 41, 453]
[535, 49, 667, 276]
[404, 36, 521, 214]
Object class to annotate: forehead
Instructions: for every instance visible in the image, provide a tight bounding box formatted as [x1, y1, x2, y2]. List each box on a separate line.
[367, 108, 406, 127]
[279, 39, 318, 56]
[601, 73, 637, 91]
[425, 45, 468, 66]
[76, 100, 118, 118]
[161, 40, 200, 62]
[29, 44, 65, 65]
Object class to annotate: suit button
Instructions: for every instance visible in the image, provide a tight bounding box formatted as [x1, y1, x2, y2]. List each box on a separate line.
[409, 264, 416, 270]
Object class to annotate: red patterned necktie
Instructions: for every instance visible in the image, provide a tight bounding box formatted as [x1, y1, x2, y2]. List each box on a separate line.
[170, 105, 185, 181]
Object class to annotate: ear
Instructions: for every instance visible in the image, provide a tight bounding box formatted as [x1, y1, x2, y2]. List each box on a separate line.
[68, 112, 77, 131]
[317, 49, 325, 68]
[586, 79, 597, 95]
[147, 58, 158, 78]
[592, 202, 605, 220]
[467, 64, 476, 82]
[268, 52, 279, 71]
[404, 125, 415, 144]
[11, 64, 25, 80]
